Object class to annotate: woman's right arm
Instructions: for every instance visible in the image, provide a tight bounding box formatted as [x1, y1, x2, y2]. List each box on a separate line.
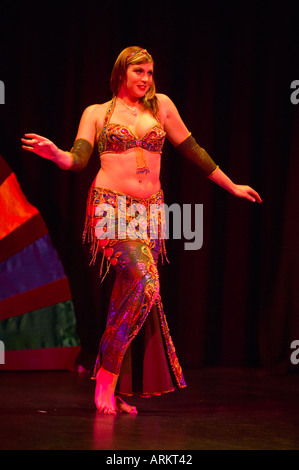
[21, 104, 99, 171]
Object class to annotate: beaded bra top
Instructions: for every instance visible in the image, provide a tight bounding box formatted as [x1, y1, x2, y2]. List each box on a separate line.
[97, 97, 166, 173]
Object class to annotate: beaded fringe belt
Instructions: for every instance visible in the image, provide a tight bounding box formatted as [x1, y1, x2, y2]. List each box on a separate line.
[83, 186, 168, 279]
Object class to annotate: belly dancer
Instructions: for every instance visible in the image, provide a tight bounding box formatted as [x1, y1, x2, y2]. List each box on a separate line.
[22, 46, 262, 414]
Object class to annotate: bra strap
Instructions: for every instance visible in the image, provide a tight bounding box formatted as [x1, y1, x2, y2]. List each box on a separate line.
[103, 96, 116, 129]
[98, 97, 116, 154]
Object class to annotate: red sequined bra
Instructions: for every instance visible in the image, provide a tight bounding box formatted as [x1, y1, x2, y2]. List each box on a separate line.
[97, 97, 166, 157]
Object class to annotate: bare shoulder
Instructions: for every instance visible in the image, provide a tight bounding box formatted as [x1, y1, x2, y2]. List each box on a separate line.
[156, 93, 183, 123]
[156, 93, 189, 144]
[156, 93, 178, 112]
[156, 93, 173, 108]
[81, 101, 110, 121]
[75, 100, 112, 143]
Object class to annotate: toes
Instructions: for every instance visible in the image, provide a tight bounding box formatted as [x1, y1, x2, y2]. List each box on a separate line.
[95, 401, 116, 415]
[115, 397, 138, 414]
[130, 406, 138, 414]
[104, 407, 116, 415]
[126, 406, 138, 414]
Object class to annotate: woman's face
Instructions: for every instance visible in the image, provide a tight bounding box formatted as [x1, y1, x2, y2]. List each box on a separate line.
[121, 62, 154, 99]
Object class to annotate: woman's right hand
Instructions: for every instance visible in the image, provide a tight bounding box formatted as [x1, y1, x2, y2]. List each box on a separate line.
[21, 133, 73, 169]
[21, 133, 60, 160]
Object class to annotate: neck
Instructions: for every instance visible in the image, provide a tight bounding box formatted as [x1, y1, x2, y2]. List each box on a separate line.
[117, 90, 140, 107]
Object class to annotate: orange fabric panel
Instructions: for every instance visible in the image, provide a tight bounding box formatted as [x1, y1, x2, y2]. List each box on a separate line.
[0, 173, 39, 240]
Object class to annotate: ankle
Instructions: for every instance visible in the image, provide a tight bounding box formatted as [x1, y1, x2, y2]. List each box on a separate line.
[96, 367, 119, 389]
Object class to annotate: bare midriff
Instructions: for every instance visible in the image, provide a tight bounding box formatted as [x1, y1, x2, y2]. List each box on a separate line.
[93, 148, 161, 199]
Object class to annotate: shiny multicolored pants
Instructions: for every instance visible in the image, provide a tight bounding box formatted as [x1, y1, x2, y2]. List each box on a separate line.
[84, 186, 186, 396]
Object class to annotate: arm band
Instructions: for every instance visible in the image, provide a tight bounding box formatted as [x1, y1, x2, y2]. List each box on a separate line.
[69, 138, 93, 171]
[175, 134, 219, 177]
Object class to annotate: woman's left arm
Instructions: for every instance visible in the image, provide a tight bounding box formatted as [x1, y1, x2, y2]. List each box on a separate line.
[158, 93, 262, 203]
[208, 167, 262, 203]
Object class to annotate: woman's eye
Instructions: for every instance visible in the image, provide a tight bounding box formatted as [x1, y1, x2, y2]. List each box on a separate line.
[133, 68, 153, 77]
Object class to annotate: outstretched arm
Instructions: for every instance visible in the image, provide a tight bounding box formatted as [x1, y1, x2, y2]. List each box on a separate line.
[21, 133, 74, 169]
[158, 93, 262, 203]
[21, 105, 98, 171]
[208, 167, 262, 203]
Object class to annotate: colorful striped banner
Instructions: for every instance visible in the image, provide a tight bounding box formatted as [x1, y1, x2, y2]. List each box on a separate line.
[0, 155, 80, 370]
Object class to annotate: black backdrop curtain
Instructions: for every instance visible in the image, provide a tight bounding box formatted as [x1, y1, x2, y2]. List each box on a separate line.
[1, 0, 298, 373]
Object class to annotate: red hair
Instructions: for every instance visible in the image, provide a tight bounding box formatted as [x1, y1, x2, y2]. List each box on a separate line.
[110, 46, 158, 116]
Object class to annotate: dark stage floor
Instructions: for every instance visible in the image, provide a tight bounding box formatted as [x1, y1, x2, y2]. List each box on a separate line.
[0, 367, 298, 451]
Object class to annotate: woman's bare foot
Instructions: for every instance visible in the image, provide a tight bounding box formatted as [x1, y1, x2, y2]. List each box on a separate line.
[94, 367, 138, 414]
[94, 367, 118, 414]
[115, 396, 138, 414]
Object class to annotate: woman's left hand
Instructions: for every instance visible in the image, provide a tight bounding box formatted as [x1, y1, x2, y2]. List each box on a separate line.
[233, 184, 262, 203]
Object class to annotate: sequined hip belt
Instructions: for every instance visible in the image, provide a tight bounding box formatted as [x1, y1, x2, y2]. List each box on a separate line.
[83, 186, 168, 269]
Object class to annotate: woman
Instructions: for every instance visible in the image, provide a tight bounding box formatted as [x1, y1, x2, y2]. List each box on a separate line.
[22, 46, 262, 415]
